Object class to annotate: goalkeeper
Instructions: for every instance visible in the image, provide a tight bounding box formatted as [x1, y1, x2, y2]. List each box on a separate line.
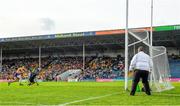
[129, 46, 153, 96]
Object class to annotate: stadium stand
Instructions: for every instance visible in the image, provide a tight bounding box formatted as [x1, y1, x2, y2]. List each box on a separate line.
[0, 25, 180, 81]
[169, 54, 180, 78]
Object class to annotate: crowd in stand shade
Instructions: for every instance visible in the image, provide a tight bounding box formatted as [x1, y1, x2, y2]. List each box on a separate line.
[168, 53, 180, 60]
[0, 55, 125, 81]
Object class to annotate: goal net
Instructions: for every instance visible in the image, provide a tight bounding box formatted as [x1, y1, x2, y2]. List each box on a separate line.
[126, 29, 174, 92]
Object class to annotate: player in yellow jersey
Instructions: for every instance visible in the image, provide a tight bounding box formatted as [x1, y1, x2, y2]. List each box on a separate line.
[8, 66, 27, 86]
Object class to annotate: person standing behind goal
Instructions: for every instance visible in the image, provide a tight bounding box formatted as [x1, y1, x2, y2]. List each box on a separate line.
[129, 46, 153, 96]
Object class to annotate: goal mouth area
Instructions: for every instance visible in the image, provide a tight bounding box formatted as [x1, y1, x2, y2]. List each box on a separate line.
[125, 29, 174, 92]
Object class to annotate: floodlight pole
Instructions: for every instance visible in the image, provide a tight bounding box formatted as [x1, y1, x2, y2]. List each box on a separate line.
[125, 0, 129, 90]
[83, 43, 85, 71]
[39, 46, 41, 68]
[0, 48, 2, 71]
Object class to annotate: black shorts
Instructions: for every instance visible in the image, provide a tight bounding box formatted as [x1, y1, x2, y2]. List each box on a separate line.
[29, 74, 36, 82]
[29, 77, 35, 82]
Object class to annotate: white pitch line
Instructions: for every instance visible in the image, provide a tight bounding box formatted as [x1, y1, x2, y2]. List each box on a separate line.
[0, 102, 35, 105]
[156, 93, 180, 97]
[58, 92, 121, 106]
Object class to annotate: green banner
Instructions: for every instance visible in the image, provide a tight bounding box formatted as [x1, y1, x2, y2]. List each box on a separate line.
[154, 25, 180, 31]
[154, 26, 174, 31]
[174, 25, 180, 30]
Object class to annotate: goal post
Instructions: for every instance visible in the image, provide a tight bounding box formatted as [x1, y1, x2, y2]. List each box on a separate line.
[125, 29, 174, 92]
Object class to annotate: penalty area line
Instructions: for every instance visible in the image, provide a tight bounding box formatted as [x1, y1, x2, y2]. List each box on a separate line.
[58, 92, 122, 106]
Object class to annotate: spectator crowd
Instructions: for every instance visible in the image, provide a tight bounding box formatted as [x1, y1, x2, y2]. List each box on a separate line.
[0, 55, 125, 81]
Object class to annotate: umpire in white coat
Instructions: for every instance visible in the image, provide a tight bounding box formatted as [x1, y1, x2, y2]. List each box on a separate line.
[129, 46, 153, 96]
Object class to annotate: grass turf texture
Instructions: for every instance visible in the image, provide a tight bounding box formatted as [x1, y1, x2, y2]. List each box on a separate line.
[0, 81, 180, 106]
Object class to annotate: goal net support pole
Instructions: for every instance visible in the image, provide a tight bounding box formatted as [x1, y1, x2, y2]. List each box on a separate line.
[124, 0, 129, 91]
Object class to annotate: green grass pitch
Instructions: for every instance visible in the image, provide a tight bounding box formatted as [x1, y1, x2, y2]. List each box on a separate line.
[0, 81, 180, 106]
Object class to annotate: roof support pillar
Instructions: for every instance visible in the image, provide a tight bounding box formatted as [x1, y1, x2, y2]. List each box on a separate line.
[0, 48, 2, 72]
[83, 43, 85, 71]
[39, 46, 41, 68]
